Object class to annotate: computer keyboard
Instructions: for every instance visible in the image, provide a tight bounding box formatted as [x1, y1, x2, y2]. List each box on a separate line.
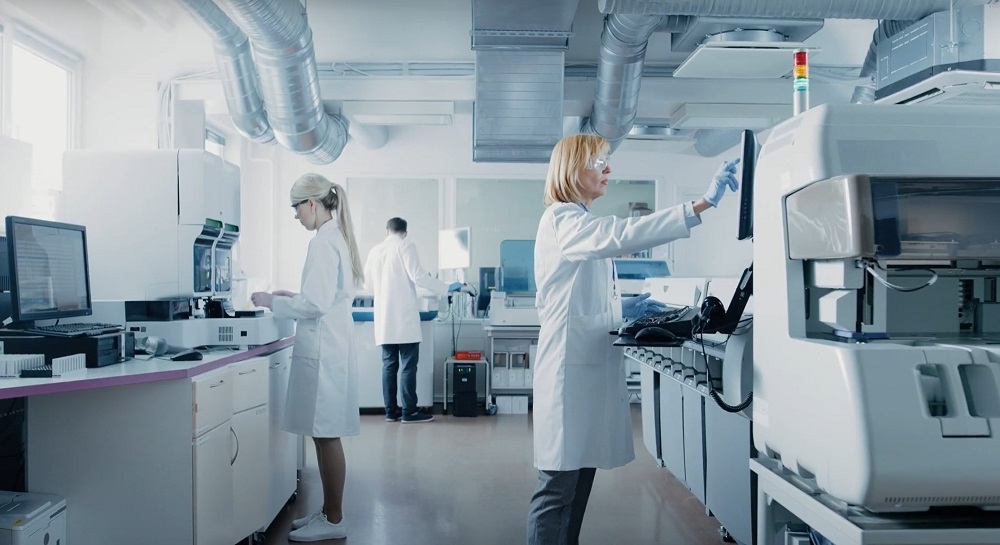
[25, 322, 124, 338]
[619, 307, 700, 338]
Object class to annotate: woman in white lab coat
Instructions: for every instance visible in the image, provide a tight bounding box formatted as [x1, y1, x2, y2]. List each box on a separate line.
[250, 173, 364, 542]
[526, 134, 738, 545]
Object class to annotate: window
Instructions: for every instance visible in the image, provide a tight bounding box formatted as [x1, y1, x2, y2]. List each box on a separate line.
[5, 27, 80, 219]
[346, 178, 440, 279]
[455, 178, 656, 289]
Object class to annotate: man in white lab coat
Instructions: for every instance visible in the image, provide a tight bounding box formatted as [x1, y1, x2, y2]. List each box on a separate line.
[364, 217, 465, 423]
[527, 134, 739, 545]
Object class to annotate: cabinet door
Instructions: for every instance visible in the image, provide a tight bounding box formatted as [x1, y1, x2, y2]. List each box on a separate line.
[193, 367, 233, 437]
[232, 406, 269, 541]
[232, 356, 268, 413]
[659, 378, 686, 482]
[268, 348, 298, 521]
[193, 422, 234, 545]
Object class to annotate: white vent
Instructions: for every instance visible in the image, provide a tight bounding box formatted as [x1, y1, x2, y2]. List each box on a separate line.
[876, 72, 1000, 106]
[671, 103, 791, 129]
[218, 326, 234, 343]
[673, 42, 819, 79]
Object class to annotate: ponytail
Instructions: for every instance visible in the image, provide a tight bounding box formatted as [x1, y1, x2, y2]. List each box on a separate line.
[329, 183, 364, 285]
[291, 173, 365, 286]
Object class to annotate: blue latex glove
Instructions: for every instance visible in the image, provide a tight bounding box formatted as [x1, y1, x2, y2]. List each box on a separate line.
[448, 282, 463, 293]
[622, 293, 667, 319]
[703, 157, 740, 207]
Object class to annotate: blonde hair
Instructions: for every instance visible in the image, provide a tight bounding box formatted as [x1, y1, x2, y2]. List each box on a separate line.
[543, 134, 610, 206]
[290, 173, 364, 284]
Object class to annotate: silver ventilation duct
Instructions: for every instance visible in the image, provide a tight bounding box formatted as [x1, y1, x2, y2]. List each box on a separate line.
[177, 0, 274, 144]
[851, 20, 916, 103]
[216, 0, 348, 164]
[597, 0, 990, 20]
[471, 0, 580, 162]
[582, 14, 662, 151]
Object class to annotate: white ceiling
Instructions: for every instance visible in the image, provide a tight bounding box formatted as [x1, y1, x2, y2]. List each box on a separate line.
[90, 0, 876, 68]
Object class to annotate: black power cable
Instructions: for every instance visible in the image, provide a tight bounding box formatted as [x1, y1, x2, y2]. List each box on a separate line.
[692, 316, 753, 413]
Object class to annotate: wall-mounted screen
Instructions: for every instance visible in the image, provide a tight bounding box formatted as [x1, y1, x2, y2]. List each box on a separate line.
[438, 227, 471, 270]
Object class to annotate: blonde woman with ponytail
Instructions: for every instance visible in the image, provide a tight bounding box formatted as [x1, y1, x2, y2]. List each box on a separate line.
[250, 173, 364, 541]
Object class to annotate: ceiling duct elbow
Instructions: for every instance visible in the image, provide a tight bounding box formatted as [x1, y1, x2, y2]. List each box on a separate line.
[583, 14, 663, 151]
[216, 0, 348, 164]
[177, 0, 274, 144]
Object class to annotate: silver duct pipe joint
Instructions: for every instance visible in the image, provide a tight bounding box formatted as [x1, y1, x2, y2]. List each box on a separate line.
[348, 122, 389, 150]
[584, 13, 662, 150]
[218, 0, 349, 164]
[177, 0, 273, 144]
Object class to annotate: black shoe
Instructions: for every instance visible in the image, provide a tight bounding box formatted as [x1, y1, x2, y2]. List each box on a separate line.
[401, 412, 434, 424]
[385, 412, 401, 422]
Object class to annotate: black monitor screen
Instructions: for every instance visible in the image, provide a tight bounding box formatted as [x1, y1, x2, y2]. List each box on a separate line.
[4, 216, 92, 322]
[737, 129, 759, 241]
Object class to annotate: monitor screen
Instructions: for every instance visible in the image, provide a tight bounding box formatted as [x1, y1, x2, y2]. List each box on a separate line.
[438, 227, 471, 270]
[737, 129, 759, 241]
[4, 216, 92, 322]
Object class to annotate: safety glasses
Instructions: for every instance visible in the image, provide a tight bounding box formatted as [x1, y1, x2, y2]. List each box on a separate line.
[586, 153, 610, 171]
[290, 198, 310, 210]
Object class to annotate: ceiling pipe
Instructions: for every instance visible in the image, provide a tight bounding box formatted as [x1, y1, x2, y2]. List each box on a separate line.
[216, 0, 349, 164]
[177, 0, 274, 144]
[582, 14, 663, 151]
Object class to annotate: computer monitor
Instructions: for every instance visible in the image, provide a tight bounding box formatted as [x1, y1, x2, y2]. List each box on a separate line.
[4, 216, 92, 323]
[737, 129, 759, 241]
[438, 227, 471, 270]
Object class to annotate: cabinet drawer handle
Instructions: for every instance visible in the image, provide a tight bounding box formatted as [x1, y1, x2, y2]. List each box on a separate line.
[209, 379, 225, 388]
[238, 369, 257, 376]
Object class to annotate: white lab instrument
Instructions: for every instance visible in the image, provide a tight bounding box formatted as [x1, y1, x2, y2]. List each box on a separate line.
[754, 103, 1000, 512]
[60, 150, 239, 300]
[58, 150, 290, 348]
[0, 491, 66, 545]
[488, 291, 540, 326]
[129, 315, 294, 350]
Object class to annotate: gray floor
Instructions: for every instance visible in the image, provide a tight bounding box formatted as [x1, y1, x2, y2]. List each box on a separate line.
[263, 405, 726, 545]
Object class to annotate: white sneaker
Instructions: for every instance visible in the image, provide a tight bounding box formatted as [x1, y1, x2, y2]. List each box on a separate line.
[291, 510, 322, 530]
[289, 513, 347, 542]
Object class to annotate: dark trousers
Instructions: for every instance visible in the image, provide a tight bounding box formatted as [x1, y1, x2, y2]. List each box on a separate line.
[526, 467, 597, 545]
[381, 342, 420, 416]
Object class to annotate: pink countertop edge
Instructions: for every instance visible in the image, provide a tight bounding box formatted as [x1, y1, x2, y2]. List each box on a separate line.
[0, 336, 295, 400]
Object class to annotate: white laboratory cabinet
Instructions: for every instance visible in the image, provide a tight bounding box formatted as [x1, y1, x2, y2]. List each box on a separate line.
[354, 321, 433, 409]
[266, 346, 297, 525]
[230, 357, 269, 543]
[26, 357, 282, 545]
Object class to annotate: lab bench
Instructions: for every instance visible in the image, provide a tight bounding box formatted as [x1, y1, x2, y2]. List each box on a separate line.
[0, 337, 297, 545]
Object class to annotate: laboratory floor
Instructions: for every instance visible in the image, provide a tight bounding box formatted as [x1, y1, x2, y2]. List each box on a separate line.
[262, 405, 726, 545]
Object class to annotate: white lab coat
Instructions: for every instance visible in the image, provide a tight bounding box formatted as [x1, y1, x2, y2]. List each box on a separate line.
[364, 234, 450, 346]
[532, 202, 701, 471]
[272, 220, 360, 438]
